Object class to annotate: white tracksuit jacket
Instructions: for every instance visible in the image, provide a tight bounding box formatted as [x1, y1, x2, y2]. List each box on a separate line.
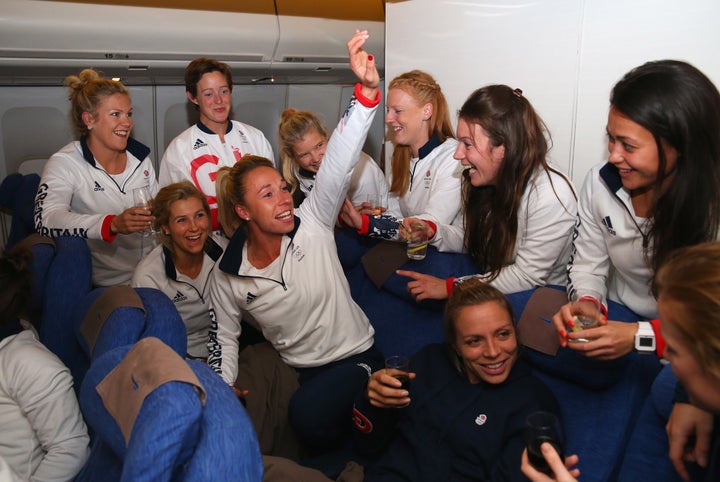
[0, 327, 89, 482]
[158, 120, 274, 231]
[567, 162, 682, 319]
[131, 238, 225, 359]
[34, 137, 158, 287]
[207, 87, 378, 384]
[386, 137, 462, 225]
[434, 167, 577, 294]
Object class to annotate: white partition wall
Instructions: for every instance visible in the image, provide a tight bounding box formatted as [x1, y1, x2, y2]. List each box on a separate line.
[386, 0, 720, 186]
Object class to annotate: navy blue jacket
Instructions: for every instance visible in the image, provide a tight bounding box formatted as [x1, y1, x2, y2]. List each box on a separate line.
[352, 344, 560, 481]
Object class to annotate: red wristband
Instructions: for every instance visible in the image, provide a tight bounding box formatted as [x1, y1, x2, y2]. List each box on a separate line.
[446, 277, 456, 296]
[649, 318, 665, 358]
[102, 215, 117, 242]
[357, 213, 370, 235]
[354, 83, 381, 108]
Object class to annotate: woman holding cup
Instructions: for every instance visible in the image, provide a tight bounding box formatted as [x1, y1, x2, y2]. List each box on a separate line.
[352, 278, 560, 481]
[338, 70, 462, 240]
[394, 85, 577, 299]
[551, 60, 720, 361]
[523, 242, 720, 482]
[34, 68, 157, 286]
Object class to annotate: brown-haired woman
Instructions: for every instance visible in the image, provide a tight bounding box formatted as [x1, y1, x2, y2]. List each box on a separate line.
[159, 57, 274, 231]
[398, 85, 577, 299]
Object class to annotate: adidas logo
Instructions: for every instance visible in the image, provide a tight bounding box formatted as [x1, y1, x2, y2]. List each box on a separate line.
[93, 181, 104, 192]
[246, 292, 258, 304]
[172, 291, 188, 303]
[193, 138, 207, 150]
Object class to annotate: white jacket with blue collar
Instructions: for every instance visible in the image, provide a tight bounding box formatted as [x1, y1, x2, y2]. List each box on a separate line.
[207, 87, 378, 384]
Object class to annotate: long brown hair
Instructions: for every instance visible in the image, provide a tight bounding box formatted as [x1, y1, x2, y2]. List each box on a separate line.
[460, 85, 573, 280]
[610, 60, 720, 277]
[388, 70, 454, 196]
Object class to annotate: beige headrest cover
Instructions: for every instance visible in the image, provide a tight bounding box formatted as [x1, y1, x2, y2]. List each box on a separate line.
[80, 286, 145, 355]
[96, 337, 206, 445]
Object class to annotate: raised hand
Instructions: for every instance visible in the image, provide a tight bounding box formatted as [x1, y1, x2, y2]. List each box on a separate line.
[347, 29, 379, 97]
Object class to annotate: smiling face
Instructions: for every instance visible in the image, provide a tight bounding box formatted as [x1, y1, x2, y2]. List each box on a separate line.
[189, 70, 232, 131]
[84, 92, 133, 152]
[385, 87, 431, 156]
[164, 197, 210, 259]
[292, 128, 327, 174]
[606, 107, 678, 196]
[658, 295, 720, 413]
[235, 166, 295, 236]
[454, 118, 505, 187]
[452, 300, 519, 385]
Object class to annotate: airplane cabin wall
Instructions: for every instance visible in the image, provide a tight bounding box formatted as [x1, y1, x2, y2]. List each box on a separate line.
[385, 0, 720, 188]
[0, 81, 385, 248]
[0, 83, 385, 179]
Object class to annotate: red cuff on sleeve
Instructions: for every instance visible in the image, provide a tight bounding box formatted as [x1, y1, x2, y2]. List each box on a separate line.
[649, 318, 666, 358]
[356, 213, 370, 235]
[446, 277, 456, 297]
[102, 215, 117, 242]
[354, 83, 381, 108]
[424, 220, 438, 239]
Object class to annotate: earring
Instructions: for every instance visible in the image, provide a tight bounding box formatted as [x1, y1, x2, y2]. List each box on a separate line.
[87, 126, 93, 131]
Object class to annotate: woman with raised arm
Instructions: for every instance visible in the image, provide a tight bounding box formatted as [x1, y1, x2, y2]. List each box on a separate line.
[35, 69, 157, 286]
[207, 30, 383, 451]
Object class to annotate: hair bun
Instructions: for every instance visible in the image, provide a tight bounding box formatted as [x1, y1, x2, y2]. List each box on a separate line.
[281, 108, 297, 120]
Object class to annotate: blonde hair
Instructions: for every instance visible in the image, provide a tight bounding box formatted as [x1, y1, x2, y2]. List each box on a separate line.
[654, 241, 720, 380]
[215, 155, 275, 238]
[65, 68, 129, 139]
[278, 109, 328, 194]
[152, 181, 211, 253]
[388, 70, 455, 196]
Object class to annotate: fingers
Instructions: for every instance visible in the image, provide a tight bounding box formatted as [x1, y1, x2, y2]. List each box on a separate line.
[520, 448, 554, 482]
[367, 371, 412, 407]
[693, 421, 713, 468]
[552, 303, 574, 347]
[231, 386, 249, 399]
[396, 269, 422, 280]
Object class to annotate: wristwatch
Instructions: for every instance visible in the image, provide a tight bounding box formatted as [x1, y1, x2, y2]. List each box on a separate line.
[634, 321, 656, 353]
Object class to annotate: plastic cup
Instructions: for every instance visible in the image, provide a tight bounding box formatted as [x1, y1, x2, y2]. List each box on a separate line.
[525, 411, 565, 476]
[406, 225, 428, 260]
